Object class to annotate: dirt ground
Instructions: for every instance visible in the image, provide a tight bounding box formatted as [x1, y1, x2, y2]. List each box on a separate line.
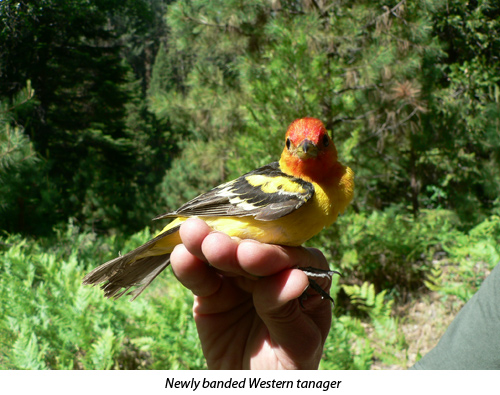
[372, 292, 465, 369]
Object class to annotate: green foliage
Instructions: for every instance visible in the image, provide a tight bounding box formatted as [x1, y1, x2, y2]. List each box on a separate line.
[2, 0, 500, 370]
[158, 139, 228, 212]
[3, 0, 500, 235]
[0, 81, 44, 232]
[311, 208, 461, 295]
[147, 0, 500, 226]
[0, 224, 407, 370]
[424, 214, 500, 301]
[0, 94, 37, 191]
[0, 0, 172, 235]
[321, 281, 406, 369]
[341, 282, 406, 366]
[0, 226, 205, 369]
[321, 315, 374, 370]
[1, 212, 497, 370]
[343, 282, 393, 319]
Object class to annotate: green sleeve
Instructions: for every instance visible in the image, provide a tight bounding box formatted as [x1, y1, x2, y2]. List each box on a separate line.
[411, 262, 500, 370]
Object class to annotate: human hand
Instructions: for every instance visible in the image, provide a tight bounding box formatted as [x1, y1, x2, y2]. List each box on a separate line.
[170, 218, 333, 369]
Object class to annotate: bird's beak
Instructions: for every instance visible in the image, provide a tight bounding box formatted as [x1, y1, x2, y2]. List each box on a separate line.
[296, 139, 319, 159]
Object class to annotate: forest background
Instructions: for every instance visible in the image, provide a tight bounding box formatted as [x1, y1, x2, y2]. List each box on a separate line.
[1, 0, 500, 369]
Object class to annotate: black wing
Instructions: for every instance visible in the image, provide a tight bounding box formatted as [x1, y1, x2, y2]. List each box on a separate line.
[154, 162, 314, 222]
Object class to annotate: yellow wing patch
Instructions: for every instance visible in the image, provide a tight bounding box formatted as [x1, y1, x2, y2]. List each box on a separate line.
[154, 162, 315, 222]
[245, 174, 308, 195]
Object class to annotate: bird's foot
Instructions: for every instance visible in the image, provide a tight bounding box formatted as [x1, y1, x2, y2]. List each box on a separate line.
[297, 266, 341, 307]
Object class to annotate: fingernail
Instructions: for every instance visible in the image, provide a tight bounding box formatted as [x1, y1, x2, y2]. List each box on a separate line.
[230, 236, 242, 243]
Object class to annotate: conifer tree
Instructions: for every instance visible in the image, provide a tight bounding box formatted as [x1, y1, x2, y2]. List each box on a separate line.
[150, 0, 500, 223]
[0, 0, 171, 234]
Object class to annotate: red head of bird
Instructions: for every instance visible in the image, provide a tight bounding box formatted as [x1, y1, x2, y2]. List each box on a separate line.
[279, 117, 340, 183]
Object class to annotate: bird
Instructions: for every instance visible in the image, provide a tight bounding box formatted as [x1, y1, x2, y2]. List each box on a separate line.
[83, 117, 354, 301]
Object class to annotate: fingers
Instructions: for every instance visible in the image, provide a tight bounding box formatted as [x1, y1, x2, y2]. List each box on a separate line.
[175, 218, 332, 303]
[253, 268, 310, 308]
[170, 243, 222, 297]
[178, 218, 212, 261]
[172, 219, 254, 315]
[245, 243, 332, 367]
[177, 217, 330, 280]
[173, 218, 252, 300]
[236, 242, 330, 276]
[253, 269, 332, 369]
[201, 231, 251, 278]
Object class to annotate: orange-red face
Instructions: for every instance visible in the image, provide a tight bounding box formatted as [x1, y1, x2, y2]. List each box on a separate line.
[287, 118, 327, 147]
[280, 118, 339, 182]
[284, 117, 337, 161]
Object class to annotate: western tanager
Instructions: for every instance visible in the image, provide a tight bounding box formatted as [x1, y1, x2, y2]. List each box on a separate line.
[83, 118, 354, 301]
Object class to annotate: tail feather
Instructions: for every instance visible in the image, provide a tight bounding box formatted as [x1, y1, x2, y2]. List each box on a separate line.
[83, 225, 181, 300]
[99, 254, 171, 300]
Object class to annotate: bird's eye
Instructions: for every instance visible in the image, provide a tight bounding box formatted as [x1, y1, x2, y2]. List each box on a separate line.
[322, 134, 329, 147]
[286, 138, 291, 150]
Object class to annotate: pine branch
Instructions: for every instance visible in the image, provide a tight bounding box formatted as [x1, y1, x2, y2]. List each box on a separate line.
[183, 14, 246, 36]
[0, 85, 35, 115]
[383, 107, 421, 132]
[374, 106, 421, 136]
[333, 83, 383, 96]
[364, 0, 408, 29]
[330, 110, 377, 126]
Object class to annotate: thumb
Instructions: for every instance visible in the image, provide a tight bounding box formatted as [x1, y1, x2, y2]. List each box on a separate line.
[252, 269, 327, 368]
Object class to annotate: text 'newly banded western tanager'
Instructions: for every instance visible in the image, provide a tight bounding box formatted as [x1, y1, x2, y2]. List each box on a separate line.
[83, 118, 354, 301]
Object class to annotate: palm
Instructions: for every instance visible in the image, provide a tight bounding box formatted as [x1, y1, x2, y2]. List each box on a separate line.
[194, 282, 331, 369]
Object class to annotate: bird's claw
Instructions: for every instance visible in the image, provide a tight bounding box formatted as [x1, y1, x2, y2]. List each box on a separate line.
[297, 266, 340, 307]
